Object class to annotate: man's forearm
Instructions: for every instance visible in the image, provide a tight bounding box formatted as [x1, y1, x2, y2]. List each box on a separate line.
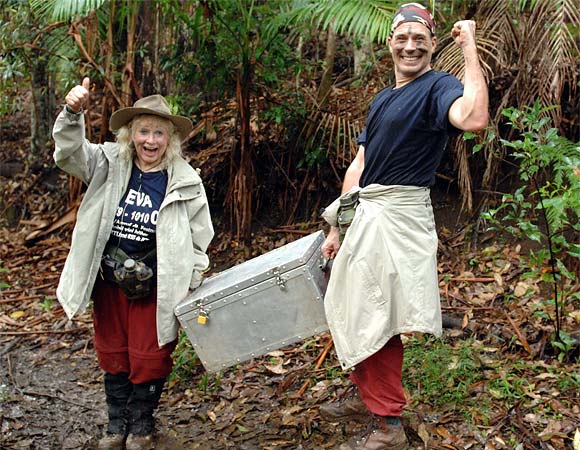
[461, 44, 489, 130]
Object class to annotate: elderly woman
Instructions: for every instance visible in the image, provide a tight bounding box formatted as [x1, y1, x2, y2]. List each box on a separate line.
[53, 78, 214, 450]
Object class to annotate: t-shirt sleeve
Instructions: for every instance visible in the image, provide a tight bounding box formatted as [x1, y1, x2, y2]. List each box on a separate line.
[357, 127, 367, 145]
[431, 74, 464, 131]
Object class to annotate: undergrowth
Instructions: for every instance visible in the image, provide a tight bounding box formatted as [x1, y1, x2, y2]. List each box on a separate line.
[403, 334, 579, 427]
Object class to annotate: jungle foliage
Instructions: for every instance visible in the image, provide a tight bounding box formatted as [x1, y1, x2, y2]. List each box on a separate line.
[0, 0, 579, 266]
[1, 0, 579, 232]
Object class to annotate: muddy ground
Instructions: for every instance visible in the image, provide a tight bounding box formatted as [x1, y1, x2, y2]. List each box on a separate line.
[0, 327, 376, 450]
[2, 307, 446, 450]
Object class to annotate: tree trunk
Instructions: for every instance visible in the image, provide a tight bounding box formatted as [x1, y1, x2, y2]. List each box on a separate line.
[30, 55, 53, 161]
[122, 0, 139, 105]
[353, 37, 372, 79]
[228, 57, 254, 240]
[317, 24, 337, 108]
[136, 1, 157, 95]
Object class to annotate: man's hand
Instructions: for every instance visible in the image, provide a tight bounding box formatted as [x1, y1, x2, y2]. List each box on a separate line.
[321, 227, 340, 260]
[451, 20, 477, 49]
[65, 77, 90, 113]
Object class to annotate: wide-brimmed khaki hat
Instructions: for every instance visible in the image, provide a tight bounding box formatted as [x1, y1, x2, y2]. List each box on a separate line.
[109, 95, 193, 140]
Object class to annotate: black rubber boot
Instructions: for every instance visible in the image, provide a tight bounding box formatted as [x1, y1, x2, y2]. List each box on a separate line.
[97, 372, 132, 450]
[125, 378, 165, 450]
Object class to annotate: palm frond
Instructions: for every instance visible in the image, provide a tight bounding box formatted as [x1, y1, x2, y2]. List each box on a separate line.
[283, 0, 399, 44]
[30, 0, 108, 22]
[435, 0, 515, 79]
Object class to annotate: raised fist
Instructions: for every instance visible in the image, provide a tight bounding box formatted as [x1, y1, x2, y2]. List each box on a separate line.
[451, 20, 477, 49]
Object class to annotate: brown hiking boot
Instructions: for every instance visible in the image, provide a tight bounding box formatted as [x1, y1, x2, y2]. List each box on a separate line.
[319, 386, 371, 423]
[96, 433, 125, 450]
[125, 433, 155, 450]
[335, 416, 408, 450]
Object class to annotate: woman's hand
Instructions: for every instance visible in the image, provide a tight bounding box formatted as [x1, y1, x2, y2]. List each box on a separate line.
[65, 77, 90, 113]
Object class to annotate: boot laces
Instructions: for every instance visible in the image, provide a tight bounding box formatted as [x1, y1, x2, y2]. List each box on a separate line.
[334, 384, 359, 404]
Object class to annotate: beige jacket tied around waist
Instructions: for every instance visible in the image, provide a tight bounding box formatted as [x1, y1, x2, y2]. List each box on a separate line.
[52, 108, 214, 347]
[322, 184, 442, 369]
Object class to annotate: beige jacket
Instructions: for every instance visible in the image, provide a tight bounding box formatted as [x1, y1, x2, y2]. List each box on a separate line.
[53, 108, 214, 347]
[322, 184, 442, 369]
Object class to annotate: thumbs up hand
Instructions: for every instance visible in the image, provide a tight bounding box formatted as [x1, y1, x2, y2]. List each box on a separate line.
[65, 77, 90, 113]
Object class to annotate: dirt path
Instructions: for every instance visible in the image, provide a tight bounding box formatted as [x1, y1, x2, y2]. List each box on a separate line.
[0, 327, 378, 450]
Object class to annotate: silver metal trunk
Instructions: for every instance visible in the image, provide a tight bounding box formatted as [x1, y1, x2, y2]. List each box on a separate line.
[175, 231, 329, 373]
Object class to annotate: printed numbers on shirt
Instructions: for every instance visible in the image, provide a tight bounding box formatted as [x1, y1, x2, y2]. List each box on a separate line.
[130, 210, 158, 225]
[115, 207, 159, 226]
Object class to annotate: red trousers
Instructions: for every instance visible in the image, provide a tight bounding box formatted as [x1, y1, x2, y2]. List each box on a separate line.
[92, 279, 176, 384]
[350, 335, 406, 416]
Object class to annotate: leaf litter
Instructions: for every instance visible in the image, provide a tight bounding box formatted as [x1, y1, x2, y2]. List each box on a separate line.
[1, 117, 579, 450]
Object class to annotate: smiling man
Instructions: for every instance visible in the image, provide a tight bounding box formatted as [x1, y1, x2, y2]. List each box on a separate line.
[319, 3, 488, 450]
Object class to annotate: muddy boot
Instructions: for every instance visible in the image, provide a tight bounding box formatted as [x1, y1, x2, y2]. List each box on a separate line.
[320, 386, 372, 423]
[125, 378, 165, 450]
[335, 416, 408, 450]
[97, 372, 131, 450]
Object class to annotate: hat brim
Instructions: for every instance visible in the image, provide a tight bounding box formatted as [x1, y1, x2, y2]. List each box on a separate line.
[109, 107, 193, 141]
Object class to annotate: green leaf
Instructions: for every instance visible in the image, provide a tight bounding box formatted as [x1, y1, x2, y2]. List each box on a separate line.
[568, 244, 580, 258]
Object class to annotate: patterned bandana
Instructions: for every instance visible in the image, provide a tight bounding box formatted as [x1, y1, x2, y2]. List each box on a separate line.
[390, 3, 436, 37]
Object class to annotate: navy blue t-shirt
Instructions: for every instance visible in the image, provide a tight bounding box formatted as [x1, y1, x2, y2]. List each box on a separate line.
[358, 70, 464, 187]
[108, 164, 168, 256]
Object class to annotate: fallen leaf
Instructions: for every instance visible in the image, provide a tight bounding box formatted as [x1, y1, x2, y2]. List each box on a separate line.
[535, 373, 558, 380]
[569, 311, 580, 323]
[435, 426, 453, 440]
[264, 362, 288, 375]
[514, 282, 532, 297]
[574, 429, 580, 450]
[9, 310, 25, 319]
[418, 423, 430, 447]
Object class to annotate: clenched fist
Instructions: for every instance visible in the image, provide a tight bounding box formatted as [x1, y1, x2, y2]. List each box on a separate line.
[65, 77, 90, 113]
[451, 20, 477, 49]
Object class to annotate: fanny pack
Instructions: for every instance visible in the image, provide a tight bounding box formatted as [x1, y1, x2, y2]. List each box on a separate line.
[101, 244, 156, 301]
